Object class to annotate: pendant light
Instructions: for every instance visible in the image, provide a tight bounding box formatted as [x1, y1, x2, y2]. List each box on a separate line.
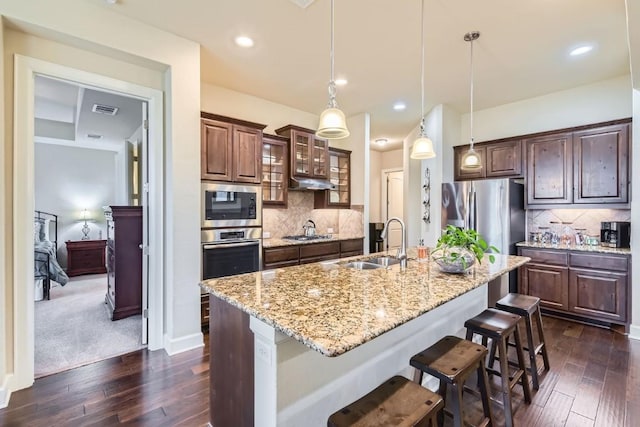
[410, 0, 436, 160]
[316, 0, 350, 139]
[460, 31, 482, 170]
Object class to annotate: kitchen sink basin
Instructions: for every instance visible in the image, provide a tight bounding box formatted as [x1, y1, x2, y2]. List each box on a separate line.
[342, 261, 385, 270]
[342, 256, 401, 270]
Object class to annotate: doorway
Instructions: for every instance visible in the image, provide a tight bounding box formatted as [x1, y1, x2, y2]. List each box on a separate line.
[13, 55, 164, 389]
[382, 169, 404, 250]
[33, 75, 147, 377]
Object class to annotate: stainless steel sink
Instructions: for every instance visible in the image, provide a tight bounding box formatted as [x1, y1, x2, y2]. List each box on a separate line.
[366, 256, 401, 267]
[342, 256, 401, 270]
[342, 261, 385, 270]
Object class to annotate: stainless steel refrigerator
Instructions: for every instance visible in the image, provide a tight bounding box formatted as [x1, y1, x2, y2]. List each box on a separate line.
[441, 178, 525, 293]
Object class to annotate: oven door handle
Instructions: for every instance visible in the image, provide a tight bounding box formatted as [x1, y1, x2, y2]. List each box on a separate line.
[203, 240, 260, 250]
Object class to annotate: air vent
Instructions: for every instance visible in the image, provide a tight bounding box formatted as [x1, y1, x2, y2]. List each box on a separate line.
[91, 104, 118, 115]
[87, 134, 103, 139]
[289, 0, 315, 8]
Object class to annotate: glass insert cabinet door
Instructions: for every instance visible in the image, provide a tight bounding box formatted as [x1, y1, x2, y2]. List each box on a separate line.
[329, 149, 349, 205]
[262, 135, 288, 206]
[312, 137, 328, 178]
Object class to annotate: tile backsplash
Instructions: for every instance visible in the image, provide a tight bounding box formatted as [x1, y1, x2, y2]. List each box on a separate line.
[527, 208, 631, 237]
[263, 191, 363, 238]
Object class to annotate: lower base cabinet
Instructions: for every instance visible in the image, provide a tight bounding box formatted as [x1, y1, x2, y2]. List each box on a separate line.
[263, 238, 364, 270]
[518, 247, 629, 327]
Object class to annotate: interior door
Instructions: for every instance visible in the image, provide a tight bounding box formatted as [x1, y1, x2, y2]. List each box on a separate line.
[140, 102, 149, 345]
[385, 170, 404, 250]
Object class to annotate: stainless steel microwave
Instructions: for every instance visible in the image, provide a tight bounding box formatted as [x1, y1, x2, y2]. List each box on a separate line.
[201, 182, 262, 228]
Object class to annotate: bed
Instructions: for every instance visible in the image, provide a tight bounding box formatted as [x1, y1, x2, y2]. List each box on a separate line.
[34, 211, 69, 300]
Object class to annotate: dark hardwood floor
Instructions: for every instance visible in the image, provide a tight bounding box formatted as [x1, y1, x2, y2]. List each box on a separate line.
[0, 316, 638, 426]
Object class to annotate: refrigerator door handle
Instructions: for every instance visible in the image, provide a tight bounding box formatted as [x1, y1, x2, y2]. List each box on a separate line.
[468, 188, 477, 230]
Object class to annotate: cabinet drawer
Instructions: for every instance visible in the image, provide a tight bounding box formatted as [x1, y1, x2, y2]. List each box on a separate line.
[519, 248, 568, 266]
[264, 246, 299, 264]
[570, 253, 628, 272]
[299, 241, 340, 259]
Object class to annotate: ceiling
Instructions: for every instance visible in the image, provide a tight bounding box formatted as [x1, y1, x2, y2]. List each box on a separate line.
[34, 75, 143, 151]
[92, 0, 630, 151]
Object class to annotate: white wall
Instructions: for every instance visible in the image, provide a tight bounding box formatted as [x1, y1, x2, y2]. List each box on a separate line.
[0, 15, 7, 408]
[34, 143, 116, 267]
[459, 75, 632, 144]
[631, 88, 640, 340]
[1, 0, 201, 399]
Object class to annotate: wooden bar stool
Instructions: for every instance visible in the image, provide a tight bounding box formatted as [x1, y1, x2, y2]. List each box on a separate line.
[465, 309, 532, 427]
[327, 376, 444, 427]
[495, 293, 550, 390]
[410, 336, 493, 427]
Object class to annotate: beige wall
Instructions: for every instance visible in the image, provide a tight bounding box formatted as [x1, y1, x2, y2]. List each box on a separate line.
[369, 150, 381, 222]
[0, 15, 7, 405]
[0, 0, 201, 399]
[381, 149, 403, 170]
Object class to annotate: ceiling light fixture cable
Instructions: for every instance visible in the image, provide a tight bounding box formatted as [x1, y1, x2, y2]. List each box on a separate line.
[316, 0, 350, 139]
[410, 0, 436, 160]
[461, 31, 482, 170]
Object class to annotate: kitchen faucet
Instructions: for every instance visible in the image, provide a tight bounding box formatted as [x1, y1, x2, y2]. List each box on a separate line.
[381, 217, 407, 269]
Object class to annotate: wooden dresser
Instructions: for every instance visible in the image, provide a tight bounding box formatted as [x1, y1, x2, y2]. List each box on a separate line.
[105, 206, 143, 321]
[65, 239, 107, 277]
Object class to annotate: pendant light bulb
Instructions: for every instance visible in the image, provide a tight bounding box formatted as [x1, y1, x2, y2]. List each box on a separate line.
[316, 0, 349, 139]
[460, 31, 482, 171]
[410, 0, 436, 160]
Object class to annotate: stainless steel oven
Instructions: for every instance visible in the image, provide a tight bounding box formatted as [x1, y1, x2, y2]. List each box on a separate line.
[201, 228, 262, 280]
[201, 182, 262, 228]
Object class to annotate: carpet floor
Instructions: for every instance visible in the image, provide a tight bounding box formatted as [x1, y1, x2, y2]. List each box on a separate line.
[34, 274, 144, 378]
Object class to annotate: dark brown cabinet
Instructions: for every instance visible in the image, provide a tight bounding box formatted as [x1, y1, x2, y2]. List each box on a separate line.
[453, 140, 523, 181]
[275, 125, 329, 180]
[485, 140, 522, 178]
[201, 112, 266, 184]
[104, 206, 143, 321]
[518, 247, 629, 327]
[572, 123, 629, 205]
[453, 145, 486, 181]
[262, 134, 289, 206]
[65, 239, 107, 277]
[315, 148, 351, 208]
[263, 238, 364, 270]
[525, 132, 573, 206]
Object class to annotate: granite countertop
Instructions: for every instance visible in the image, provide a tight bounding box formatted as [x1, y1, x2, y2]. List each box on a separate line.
[263, 234, 364, 248]
[516, 241, 632, 255]
[200, 248, 530, 357]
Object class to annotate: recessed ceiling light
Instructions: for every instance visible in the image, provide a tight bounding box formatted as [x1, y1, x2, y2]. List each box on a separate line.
[234, 36, 254, 48]
[393, 102, 406, 111]
[570, 45, 593, 56]
[335, 78, 348, 86]
[374, 138, 388, 146]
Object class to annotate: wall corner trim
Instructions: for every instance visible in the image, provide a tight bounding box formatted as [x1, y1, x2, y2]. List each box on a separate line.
[163, 332, 204, 356]
[629, 324, 640, 341]
[0, 374, 14, 409]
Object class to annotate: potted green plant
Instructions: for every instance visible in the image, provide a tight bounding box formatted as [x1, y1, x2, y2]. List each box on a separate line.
[431, 225, 499, 273]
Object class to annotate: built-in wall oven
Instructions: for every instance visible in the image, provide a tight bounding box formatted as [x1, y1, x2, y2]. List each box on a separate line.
[201, 228, 262, 280]
[201, 182, 262, 228]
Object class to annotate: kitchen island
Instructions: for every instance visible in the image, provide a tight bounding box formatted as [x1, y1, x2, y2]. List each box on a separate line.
[200, 250, 530, 427]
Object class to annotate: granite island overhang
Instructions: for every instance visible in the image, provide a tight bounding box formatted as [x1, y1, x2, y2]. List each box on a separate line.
[200, 250, 530, 427]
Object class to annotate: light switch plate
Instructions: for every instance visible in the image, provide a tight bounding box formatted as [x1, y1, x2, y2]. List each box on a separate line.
[327, 228, 334, 234]
[263, 231, 271, 238]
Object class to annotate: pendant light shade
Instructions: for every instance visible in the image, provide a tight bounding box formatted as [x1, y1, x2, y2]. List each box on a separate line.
[460, 31, 482, 171]
[316, 0, 349, 139]
[410, 0, 436, 160]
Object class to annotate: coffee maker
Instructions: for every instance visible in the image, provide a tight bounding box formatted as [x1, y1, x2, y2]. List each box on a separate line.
[600, 221, 631, 248]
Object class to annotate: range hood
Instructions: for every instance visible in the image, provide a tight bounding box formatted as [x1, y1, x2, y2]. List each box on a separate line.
[289, 177, 336, 191]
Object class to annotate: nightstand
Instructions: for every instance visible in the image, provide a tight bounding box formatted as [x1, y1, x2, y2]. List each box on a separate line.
[66, 240, 107, 277]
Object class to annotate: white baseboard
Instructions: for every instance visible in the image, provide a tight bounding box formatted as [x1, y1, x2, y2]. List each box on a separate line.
[629, 324, 640, 341]
[163, 332, 204, 356]
[0, 374, 13, 409]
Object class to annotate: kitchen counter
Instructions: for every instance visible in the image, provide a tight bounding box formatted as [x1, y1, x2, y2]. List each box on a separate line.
[262, 234, 364, 248]
[201, 249, 529, 427]
[516, 241, 631, 255]
[200, 249, 529, 357]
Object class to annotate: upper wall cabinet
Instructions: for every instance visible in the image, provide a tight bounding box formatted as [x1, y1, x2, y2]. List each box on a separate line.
[453, 140, 522, 181]
[525, 133, 573, 206]
[315, 147, 351, 209]
[275, 125, 329, 180]
[572, 124, 629, 205]
[201, 112, 266, 184]
[525, 121, 630, 208]
[262, 134, 289, 207]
